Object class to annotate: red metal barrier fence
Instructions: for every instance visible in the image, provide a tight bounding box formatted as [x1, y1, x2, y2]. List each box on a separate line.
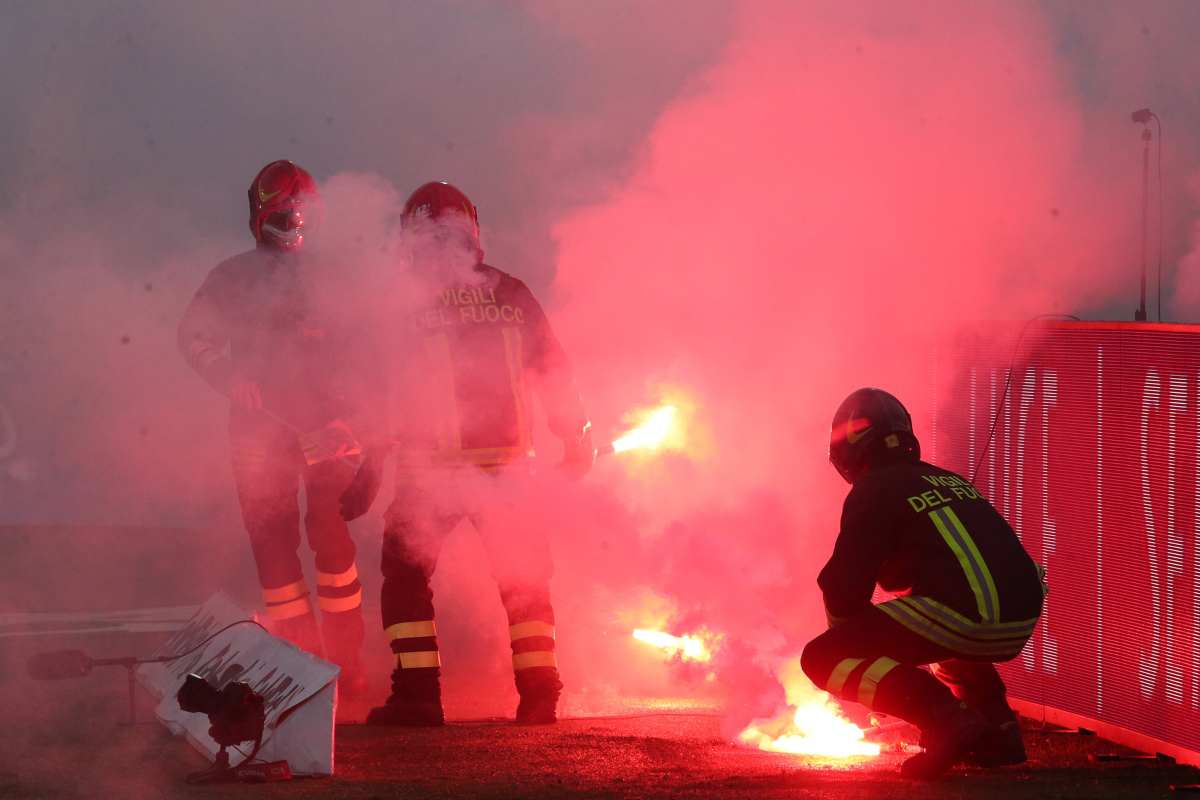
[932, 320, 1200, 763]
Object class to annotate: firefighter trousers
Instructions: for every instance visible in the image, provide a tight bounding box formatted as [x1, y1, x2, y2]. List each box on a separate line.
[801, 601, 1031, 731]
[379, 467, 557, 686]
[230, 419, 364, 670]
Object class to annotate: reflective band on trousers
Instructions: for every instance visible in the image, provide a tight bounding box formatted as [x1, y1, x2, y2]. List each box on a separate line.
[262, 579, 308, 604]
[509, 621, 555, 641]
[513, 651, 557, 670]
[317, 564, 359, 588]
[826, 658, 865, 696]
[858, 657, 899, 708]
[928, 507, 1000, 623]
[386, 620, 437, 640]
[397, 651, 441, 669]
[265, 595, 312, 621]
[318, 589, 362, 613]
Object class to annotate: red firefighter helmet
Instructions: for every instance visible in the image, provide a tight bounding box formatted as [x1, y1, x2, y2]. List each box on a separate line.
[247, 160, 319, 251]
[828, 388, 921, 484]
[401, 181, 480, 249]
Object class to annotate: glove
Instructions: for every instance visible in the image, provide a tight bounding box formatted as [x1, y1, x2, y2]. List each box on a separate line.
[340, 448, 386, 521]
[558, 425, 596, 480]
[299, 419, 363, 466]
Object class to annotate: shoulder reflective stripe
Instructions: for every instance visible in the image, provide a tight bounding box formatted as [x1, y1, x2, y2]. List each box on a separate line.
[826, 658, 865, 696]
[318, 589, 362, 613]
[928, 509, 994, 622]
[262, 579, 308, 604]
[386, 620, 438, 640]
[317, 564, 358, 587]
[264, 595, 312, 621]
[943, 507, 1001, 621]
[513, 651, 557, 670]
[509, 621, 555, 641]
[397, 651, 441, 669]
[858, 658, 900, 707]
[501, 327, 531, 451]
[423, 332, 461, 450]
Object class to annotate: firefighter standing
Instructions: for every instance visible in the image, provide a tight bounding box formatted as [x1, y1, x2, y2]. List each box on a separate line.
[801, 388, 1045, 780]
[340, 181, 594, 726]
[178, 160, 366, 692]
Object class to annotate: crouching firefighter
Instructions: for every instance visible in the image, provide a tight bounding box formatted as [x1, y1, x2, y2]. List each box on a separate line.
[801, 388, 1045, 780]
[339, 181, 595, 726]
[177, 160, 367, 693]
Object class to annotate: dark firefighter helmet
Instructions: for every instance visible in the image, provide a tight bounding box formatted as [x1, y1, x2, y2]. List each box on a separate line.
[828, 388, 921, 484]
[402, 181, 480, 249]
[248, 160, 319, 251]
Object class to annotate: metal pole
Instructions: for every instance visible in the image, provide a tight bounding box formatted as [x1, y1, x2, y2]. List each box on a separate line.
[1136, 126, 1151, 321]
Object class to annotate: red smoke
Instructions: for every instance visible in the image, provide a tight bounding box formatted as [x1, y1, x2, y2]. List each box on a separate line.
[3, 0, 1200, 750]
[538, 0, 1157, 727]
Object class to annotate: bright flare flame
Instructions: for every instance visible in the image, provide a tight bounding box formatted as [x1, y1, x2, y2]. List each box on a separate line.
[611, 404, 679, 454]
[632, 628, 713, 662]
[738, 659, 880, 758]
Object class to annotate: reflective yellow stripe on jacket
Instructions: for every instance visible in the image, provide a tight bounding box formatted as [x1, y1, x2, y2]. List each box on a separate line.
[878, 595, 1035, 658]
[928, 507, 1000, 623]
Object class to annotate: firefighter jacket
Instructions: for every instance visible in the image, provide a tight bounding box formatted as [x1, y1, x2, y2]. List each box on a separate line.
[388, 263, 588, 468]
[177, 248, 356, 434]
[817, 460, 1044, 654]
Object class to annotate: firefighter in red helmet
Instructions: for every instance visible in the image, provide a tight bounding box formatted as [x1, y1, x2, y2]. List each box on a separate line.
[340, 181, 594, 726]
[178, 160, 367, 693]
[801, 388, 1045, 780]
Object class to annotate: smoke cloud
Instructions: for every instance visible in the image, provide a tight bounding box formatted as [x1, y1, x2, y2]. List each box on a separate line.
[4, 0, 1200, 767]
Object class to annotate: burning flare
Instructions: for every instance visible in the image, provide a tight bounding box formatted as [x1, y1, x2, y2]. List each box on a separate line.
[738, 659, 880, 758]
[632, 628, 714, 663]
[611, 404, 679, 454]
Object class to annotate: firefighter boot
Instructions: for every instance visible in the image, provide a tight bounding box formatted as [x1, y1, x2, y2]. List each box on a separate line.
[931, 663, 1025, 767]
[515, 667, 562, 725]
[901, 702, 989, 780]
[966, 720, 1026, 767]
[366, 667, 444, 726]
[919, 714, 1025, 767]
[863, 660, 987, 780]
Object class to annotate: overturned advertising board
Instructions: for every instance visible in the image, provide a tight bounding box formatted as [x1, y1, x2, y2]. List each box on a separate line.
[934, 320, 1200, 763]
[137, 593, 339, 775]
